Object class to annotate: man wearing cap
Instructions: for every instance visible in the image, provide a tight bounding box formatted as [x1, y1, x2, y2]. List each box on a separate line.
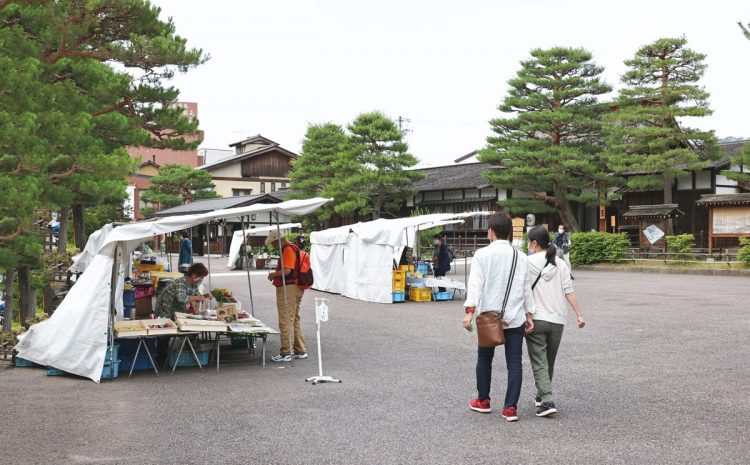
[265, 230, 308, 362]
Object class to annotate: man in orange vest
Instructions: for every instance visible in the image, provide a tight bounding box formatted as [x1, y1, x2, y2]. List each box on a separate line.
[265, 230, 308, 362]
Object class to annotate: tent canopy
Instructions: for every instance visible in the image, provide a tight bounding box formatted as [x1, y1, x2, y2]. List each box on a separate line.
[226, 223, 301, 267]
[16, 198, 331, 383]
[310, 212, 488, 304]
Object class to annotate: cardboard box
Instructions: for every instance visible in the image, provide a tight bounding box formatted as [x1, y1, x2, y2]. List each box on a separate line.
[115, 320, 148, 337]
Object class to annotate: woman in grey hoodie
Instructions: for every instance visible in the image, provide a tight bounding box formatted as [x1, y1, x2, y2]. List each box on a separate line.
[525, 225, 585, 417]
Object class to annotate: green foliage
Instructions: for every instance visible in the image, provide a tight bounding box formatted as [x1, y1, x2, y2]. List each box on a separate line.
[738, 238, 750, 264]
[721, 143, 750, 185]
[288, 113, 424, 222]
[604, 37, 718, 202]
[480, 47, 614, 231]
[665, 234, 696, 261]
[569, 232, 630, 265]
[140, 164, 219, 215]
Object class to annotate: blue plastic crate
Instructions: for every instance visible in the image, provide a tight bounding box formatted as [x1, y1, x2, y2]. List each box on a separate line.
[416, 263, 429, 275]
[15, 357, 37, 368]
[168, 348, 210, 368]
[432, 291, 453, 301]
[101, 359, 121, 379]
[46, 366, 67, 376]
[392, 291, 406, 303]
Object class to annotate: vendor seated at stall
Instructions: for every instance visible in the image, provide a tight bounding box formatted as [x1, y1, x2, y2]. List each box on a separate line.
[154, 263, 212, 319]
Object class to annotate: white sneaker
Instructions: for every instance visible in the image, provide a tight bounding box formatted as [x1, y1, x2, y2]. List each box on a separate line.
[293, 353, 308, 359]
[271, 354, 292, 362]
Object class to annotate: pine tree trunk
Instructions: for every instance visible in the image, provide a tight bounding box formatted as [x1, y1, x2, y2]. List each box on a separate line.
[72, 203, 86, 251]
[556, 193, 580, 232]
[43, 285, 56, 314]
[58, 205, 69, 252]
[2, 268, 14, 333]
[372, 192, 384, 220]
[18, 266, 33, 328]
[663, 174, 674, 235]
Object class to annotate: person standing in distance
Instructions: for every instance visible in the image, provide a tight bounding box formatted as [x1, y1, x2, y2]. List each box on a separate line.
[178, 230, 193, 274]
[525, 226, 585, 417]
[432, 233, 451, 292]
[462, 213, 535, 422]
[265, 230, 308, 362]
[552, 225, 572, 278]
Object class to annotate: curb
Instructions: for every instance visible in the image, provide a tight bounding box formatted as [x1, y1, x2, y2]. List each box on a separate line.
[575, 264, 750, 277]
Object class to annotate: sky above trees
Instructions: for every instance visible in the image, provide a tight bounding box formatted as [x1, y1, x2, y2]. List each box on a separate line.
[154, 0, 750, 166]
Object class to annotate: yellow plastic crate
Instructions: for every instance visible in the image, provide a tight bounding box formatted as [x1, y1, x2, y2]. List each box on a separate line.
[398, 265, 414, 273]
[409, 287, 432, 302]
[134, 262, 164, 274]
[392, 279, 406, 292]
[392, 269, 406, 279]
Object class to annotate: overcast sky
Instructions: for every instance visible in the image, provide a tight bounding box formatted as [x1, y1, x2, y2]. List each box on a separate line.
[154, 0, 750, 166]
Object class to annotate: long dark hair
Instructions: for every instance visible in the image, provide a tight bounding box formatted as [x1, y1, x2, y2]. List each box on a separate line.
[527, 225, 556, 265]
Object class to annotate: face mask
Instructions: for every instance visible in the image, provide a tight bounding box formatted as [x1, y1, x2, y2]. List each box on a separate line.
[433, 240, 439, 245]
[558, 228, 564, 233]
[194, 278, 203, 286]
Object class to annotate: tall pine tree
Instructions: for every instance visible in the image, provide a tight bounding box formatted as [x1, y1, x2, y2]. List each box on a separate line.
[604, 37, 718, 233]
[480, 47, 612, 231]
[722, 23, 750, 189]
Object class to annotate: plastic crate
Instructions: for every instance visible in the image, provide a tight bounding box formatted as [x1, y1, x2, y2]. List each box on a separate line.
[15, 357, 37, 368]
[229, 334, 250, 348]
[432, 291, 453, 301]
[415, 263, 429, 276]
[399, 265, 414, 273]
[392, 291, 406, 303]
[101, 359, 121, 379]
[46, 366, 67, 376]
[409, 287, 432, 302]
[168, 348, 210, 368]
[104, 344, 120, 361]
[392, 279, 406, 292]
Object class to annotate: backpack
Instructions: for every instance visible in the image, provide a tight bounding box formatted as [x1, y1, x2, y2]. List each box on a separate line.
[446, 247, 455, 263]
[289, 244, 314, 290]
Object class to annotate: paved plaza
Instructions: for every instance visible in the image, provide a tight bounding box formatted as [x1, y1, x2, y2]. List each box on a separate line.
[1, 265, 748, 465]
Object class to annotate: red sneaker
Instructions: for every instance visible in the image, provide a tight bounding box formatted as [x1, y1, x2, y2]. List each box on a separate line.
[502, 406, 518, 422]
[469, 398, 491, 413]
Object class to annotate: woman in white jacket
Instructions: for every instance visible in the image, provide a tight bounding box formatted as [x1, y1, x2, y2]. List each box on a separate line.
[525, 225, 585, 417]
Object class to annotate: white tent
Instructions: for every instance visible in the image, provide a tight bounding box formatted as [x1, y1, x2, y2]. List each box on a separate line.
[15, 198, 331, 382]
[225, 223, 301, 268]
[310, 212, 489, 304]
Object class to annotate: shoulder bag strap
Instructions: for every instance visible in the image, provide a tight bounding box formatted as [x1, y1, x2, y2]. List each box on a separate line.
[498, 247, 518, 321]
[531, 258, 552, 290]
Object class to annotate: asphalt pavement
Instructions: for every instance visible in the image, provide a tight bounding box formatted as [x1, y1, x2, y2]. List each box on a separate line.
[1, 260, 748, 465]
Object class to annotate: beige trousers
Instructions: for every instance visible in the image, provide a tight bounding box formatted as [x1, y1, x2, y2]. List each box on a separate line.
[275, 284, 306, 356]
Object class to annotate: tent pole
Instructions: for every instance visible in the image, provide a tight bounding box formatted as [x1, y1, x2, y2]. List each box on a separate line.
[205, 221, 212, 293]
[276, 213, 293, 363]
[107, 242, 119, 382]
[241, 215, 255, 316]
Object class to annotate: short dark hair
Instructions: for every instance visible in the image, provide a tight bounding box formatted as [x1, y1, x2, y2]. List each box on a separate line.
[187, 263, 208, 277]
[488, 213, 512, 239]
[181, 231, 189, 238]
[432, 233, 443, 240]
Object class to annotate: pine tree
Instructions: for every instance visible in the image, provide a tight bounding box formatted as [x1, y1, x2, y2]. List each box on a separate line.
[604, 37, 718, 230]
[140, 164, 219, 216]
[288, 123, 355, 223]
[346, 112, 423, 220]
[480, 47, 612, 231]
[722, 23, 750, 188]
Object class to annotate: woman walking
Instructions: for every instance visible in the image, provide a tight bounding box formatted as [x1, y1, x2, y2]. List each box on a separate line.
[525, 225, 585, 417]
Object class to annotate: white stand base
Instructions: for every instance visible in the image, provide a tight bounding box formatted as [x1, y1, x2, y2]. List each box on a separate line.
[305, 375, 342, 385]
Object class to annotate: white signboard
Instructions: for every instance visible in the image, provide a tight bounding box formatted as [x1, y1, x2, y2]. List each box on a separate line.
[643, 224, 665, 245]
[713, 207, 750, 234]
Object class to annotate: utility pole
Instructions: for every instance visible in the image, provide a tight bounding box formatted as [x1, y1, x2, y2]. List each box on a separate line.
[397, 116, 411, 135]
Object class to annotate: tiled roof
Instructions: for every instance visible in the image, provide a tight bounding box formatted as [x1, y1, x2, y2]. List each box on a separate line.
[411, 162, 498, 191]
[622, 204, 684, 218]
[695, 193, 750, 207]
[197, 144, 298, 171]
[151, 193, 284, 217]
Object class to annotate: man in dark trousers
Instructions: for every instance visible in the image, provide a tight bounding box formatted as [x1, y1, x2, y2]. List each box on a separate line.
[432, 233, 451, 292]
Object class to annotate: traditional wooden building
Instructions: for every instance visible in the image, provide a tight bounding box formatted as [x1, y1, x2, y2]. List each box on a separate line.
[611, 139, 750, 247]
[198, 135, 297, 198]
[695, 193, 750, 252]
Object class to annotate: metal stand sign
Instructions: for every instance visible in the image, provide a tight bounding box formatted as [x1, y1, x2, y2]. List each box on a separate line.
[305, 298, 341, 385]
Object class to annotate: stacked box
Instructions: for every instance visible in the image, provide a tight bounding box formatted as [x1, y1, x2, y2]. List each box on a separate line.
[409, 287, 432, 302]
[168, 346, 211, 368]
[432, 291, 453, 301]
[14, 357, 37, 368]
[392, 270, 406, 291]
[392, 292, 406, 303]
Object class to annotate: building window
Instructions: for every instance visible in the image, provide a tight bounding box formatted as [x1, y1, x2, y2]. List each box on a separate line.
[260, 183, 265, 193]
[281, 182, 287, 189]
[271, 182, 276, 192]
[232, 189, 253, 196]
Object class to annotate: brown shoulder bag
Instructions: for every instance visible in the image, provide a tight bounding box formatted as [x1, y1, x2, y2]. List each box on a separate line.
[476, 247, 518, 348]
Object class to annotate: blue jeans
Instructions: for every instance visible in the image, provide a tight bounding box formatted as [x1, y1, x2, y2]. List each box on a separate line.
[476, 324, 525, 408]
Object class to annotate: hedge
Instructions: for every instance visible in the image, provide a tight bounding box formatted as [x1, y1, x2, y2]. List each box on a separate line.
[665, 234, 696, 261]
[569, 232, 630, 265]
[739, 238, 750, 264]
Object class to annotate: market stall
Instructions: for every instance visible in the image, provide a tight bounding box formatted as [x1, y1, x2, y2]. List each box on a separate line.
[14, 198, 332, 382]
[310, 212, 487, 304]
[225, 222, 301, 268]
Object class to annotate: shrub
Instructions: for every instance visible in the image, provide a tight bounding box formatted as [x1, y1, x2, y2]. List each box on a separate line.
[739, 238, 750, 264]
[665, 234, 696, 261]
[569, 232, 630, 265]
